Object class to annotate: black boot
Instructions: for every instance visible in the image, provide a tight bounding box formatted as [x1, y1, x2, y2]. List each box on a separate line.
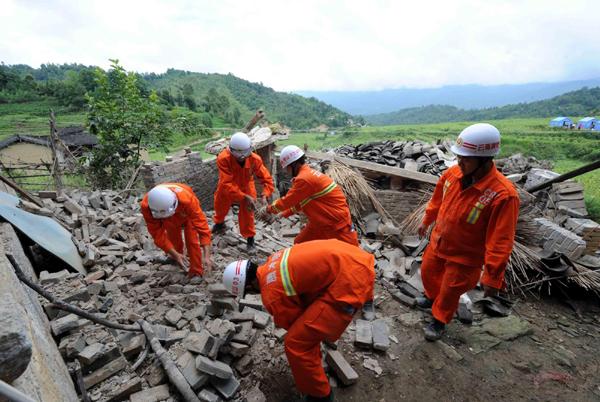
[246, 236, 256, 252]
[423, 318, 445, 341]
[415, 296, 433, 310]
[212, 222, 225, 234]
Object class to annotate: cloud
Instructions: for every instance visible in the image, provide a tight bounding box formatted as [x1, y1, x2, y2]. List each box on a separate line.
[1, 0, 599, 91]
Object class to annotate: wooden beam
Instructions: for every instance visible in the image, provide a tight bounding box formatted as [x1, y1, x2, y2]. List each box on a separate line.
[305, 151, 439, 185]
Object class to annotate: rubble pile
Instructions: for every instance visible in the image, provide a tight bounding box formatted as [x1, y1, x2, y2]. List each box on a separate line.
[333, 140, 455, 176]
[18, 189, 398, 401]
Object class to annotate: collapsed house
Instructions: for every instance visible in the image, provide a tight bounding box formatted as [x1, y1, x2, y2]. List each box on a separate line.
[1, 134, 599, 401]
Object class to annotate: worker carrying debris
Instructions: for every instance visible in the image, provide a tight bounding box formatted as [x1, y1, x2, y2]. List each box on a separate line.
[212, 132, 274, 252]
[141, 183, 212, 277]
[265, 145, 358, 246]
[222, 239, 375, 402]
[416, 123, 520, 341]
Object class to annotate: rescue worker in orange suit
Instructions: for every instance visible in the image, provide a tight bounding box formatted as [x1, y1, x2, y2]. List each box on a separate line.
[141, 183, 212, 277]
[222, 239, 375, 402]
[416, 123, 519, 341]
[265, 145, 377, 320]
[266, 145, 358, 246]
[212, 132, 274, 252]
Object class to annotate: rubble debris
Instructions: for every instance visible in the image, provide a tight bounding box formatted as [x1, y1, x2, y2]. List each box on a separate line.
[325, 350, 359, 385]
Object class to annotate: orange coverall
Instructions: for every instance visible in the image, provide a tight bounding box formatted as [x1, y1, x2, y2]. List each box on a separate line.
[421, 164, 519, 324]
[267, 164, 358, 246]
[257, 239, 374, 398]
[213, 149, 274, 238]
[141, 183, 211, 277]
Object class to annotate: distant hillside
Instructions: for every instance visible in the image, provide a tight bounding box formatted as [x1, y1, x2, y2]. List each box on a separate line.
[299, 78, 600, 115]
[365, 87, 600, 125]
[0, 63, 357, 129]
[143, 69, 357, 129]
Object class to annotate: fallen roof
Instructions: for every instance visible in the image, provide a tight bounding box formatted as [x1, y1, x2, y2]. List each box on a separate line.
[0, 194, 85, 274]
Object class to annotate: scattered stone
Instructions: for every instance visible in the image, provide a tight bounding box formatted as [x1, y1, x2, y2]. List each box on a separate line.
[363, 357, 383, 376]
[176, 351, 209, 391]
[481, 316, 533, 341]
[196, 355, 234, 379]
[354, 319, 373, 348]
[325, 350, 358, 385]
[39, 269, 70, 285]
[165, 308, 183, 325]
[234, 354, 253, 376]
[199, 388, 221, 402]
[184, 330, 219, 358]
[106, 377, 143, 402]
[129, 384, 170, 402]
[245, 384, 267, 402]
[210, 374, 240, 399]
[184, 306, 207, 321]
[50, 314, 89, 337]
[371, 319, 390, 351]
[82, 356, 128, 389]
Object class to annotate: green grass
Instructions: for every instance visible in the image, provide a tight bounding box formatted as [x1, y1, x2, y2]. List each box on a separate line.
[0, 101, 86, 140]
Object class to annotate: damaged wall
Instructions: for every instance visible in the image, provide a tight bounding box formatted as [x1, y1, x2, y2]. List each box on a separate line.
[0, 222, 78, 402]
[374, 190, 429, 223]
[142, 152, 219, 211]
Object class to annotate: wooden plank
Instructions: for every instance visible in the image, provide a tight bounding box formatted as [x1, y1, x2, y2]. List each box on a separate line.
[305, 151, 439, 185]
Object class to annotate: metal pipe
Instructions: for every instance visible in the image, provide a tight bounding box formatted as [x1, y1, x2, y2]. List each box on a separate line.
[0, 380, 36, 402]
[525, 159, 600, 193]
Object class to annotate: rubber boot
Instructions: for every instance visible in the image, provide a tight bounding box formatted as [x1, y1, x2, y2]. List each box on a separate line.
[415, 296, 433, 310]
[361, 299, 375, 321]
[212, 222, 225, 235]
[246, 236, 256, 253]
[423, 318, 446, 341]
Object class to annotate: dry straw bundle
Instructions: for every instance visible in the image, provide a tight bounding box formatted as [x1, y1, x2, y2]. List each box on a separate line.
[324, 158, 396, 226]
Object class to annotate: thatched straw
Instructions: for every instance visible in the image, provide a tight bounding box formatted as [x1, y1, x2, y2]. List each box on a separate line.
[325, 158, 396, 226]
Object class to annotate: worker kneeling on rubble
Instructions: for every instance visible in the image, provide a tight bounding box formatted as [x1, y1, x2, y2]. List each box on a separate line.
[212, 132, 274, 252]
[141, 183, 212, 277]
[266, 145, 358, 246]
[417, 123, 519, 341]
[223, 239, 375, 401]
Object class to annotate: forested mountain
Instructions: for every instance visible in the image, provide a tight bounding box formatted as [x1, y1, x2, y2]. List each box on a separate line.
[365, 87, 600, 125]
[299, 78, 600, 115]
[0, 63, 357, 129]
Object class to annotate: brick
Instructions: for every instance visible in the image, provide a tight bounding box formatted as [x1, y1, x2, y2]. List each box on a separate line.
[232, 321, 254, 345]
[212, 297, 238, 311]
[239, 297, 264, 311]
[198, 389, 220, 402]
[227, 341, 250, 357]
[206, 319, 236, 342]
[119, 333, 146, 359]
[39, 269, 70, 285]
[82, 356, 127, 389]
[165, 308, 182, 325]
[38, 190, 57, 199]
[243, 306, 272, 329]
[64, 199, 84, 215]
[51, 314, 89, 337]
[208, 283, 233, 296]
[273, 328, 287, 341]
[392, 290, 416, 307]
[80, 344, 122, 374]
[210, 375, 240, 400]
[371, 319, 390, 351]
[176, 351, 209, 391]
[58, 333, 86, 359]
[228, 312, 255, 323]
[106, 377, 142, 402]
[234, 354, 253, 376]
[129, 384, 170, 402]
[354, 319, 373, 348]
[183, 330, 219, 358]
[196, 355, 234, 379]
[325, 350, 358, 385]
[183, 305, 207, 321]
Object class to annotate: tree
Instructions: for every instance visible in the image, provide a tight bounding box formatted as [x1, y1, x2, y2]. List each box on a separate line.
[86, 60, 174, 188]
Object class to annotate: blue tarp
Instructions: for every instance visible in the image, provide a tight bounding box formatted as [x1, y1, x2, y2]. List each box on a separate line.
[549, 117, 573, 127]
[578, 117, 598, 130]
[0, 192, 84, 273]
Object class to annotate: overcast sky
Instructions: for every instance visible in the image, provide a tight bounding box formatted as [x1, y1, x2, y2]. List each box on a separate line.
[1, 0, 599, 92]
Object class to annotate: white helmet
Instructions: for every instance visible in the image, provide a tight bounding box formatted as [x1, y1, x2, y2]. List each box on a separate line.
[280, 145, 305, 168]
[223, 259, 249, 297]
[229, 132, 252, 159]
[147, 185, 178, 219]
[450, 123, 501, 157]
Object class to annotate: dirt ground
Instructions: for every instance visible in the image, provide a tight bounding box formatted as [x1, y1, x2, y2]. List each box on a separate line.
[258, 283, 600, 402]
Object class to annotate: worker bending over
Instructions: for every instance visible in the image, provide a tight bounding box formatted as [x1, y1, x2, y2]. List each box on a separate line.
[223, 239, 374, 401]
[266, 145, 358, 246]
[141, 183, 212, 277]
[417, 123, 519, 341]
[212, 132, 274, 251]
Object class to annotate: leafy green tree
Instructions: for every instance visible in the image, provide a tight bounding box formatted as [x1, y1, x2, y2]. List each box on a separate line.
[86, 60, 175, 188]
